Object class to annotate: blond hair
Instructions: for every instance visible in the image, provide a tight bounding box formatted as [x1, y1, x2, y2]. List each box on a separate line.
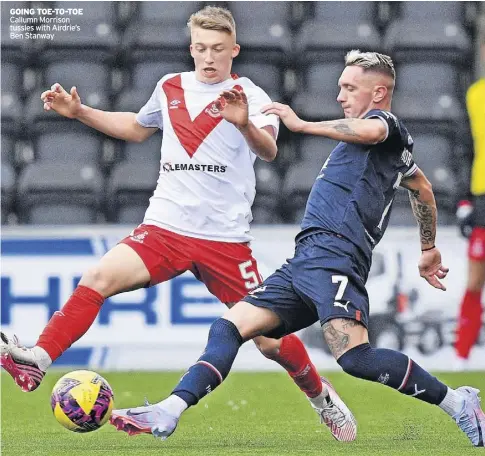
[345, 49, 396, 81]
[187, 6, 236, 37]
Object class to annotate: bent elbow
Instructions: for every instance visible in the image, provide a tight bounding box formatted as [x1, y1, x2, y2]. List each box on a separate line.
[258, 146, 277, 162]
[267, 148, 278, 162]
[265, 148, 278, 162]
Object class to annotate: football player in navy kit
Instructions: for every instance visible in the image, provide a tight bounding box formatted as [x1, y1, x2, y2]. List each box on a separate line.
[131, 50, 485, 446]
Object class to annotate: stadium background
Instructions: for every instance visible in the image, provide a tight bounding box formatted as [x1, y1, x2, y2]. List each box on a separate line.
[1, 1, 485, 372]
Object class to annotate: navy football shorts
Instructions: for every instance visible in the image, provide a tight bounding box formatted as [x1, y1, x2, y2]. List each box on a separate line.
[243, 232, 371, 339]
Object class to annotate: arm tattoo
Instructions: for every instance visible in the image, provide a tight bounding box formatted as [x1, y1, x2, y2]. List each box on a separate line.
[322, 319, 358, 358]
[325, 119, 360, 138]
[342, 319, 359, 331]
[408, 189, 436, 246]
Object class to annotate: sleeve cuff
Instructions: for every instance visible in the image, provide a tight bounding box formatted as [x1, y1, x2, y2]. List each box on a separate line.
[404, 163, 418, 177]
[135, 114, 159, 129]
[368, 115, 389, 142]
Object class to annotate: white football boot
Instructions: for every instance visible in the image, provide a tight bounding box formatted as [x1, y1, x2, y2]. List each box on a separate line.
[0, 331, 45, 392]
[309, 377, 357, 442]
[110, 399, 179, 440]
[453, 386, 485, 447]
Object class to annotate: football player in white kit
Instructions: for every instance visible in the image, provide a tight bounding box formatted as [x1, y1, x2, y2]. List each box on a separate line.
[1, 6, 355, 440]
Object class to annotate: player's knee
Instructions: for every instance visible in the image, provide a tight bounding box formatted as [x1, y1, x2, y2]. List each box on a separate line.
[79, 266, 116, 297]
[253, 337, 280, 359]
[336, 343, 372, 377]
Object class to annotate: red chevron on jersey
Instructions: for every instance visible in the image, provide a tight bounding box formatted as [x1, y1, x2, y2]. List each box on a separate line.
[136, 71, 279, 242]
[162, 74, 241, 158]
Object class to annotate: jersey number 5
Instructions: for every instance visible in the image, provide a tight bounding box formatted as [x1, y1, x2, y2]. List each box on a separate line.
[239, 260, 260, 290]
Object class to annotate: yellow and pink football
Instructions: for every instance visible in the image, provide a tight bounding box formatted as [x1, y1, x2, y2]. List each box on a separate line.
[51, 370, 114, 432]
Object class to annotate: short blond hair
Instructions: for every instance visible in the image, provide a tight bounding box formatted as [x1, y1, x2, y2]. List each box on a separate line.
[187, 6, 236, 37]
[345, 49, 396, 81]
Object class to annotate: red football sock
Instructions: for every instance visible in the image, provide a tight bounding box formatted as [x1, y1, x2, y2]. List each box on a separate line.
[269, 334, 323, 398]
[455, 289, 483, 359]
[36, 285, 104, 361]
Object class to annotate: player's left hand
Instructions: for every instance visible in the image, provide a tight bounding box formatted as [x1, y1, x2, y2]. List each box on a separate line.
[215, 88, 249, 130]
[261, 102, 305, 132]
[418, 247, 449, 291]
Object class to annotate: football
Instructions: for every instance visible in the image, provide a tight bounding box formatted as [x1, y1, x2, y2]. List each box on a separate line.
[51, 370, 114, 433]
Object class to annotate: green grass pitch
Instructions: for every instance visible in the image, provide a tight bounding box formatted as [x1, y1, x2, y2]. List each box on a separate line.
[2, 371, 484, 455]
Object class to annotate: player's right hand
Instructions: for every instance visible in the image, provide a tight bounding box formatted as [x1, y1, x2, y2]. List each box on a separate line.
[40, 83, 82, 119]
[261, 102, 305, 133]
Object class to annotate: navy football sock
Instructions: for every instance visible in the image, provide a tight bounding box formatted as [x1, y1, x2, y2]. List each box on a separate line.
[172, 318, 243, 407]
[337, 343, 448, 405]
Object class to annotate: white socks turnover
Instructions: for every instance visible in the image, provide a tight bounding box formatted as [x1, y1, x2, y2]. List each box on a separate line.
[308, 384, 330, 408]
[157, 395, 188, 419]
[32, 346, 52, 372]
[439, 387, 466, 417]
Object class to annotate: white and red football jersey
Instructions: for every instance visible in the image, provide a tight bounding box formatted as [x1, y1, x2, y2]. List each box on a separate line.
[135, 71, 279, 242]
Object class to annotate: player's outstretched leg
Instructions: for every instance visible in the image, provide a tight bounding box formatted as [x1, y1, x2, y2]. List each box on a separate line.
[111, 316, 357, 442]
[0, 285, 104, 392]
[1, 244, 150, 392]
[110, 317, 241, 439]
[331, 326, 485, 447]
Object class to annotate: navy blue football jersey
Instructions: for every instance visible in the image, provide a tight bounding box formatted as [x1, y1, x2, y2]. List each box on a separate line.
[297, 109, 416, 259]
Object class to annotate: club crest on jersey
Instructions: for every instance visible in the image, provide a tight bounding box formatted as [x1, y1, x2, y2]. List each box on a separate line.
[205, 103, 221, 118]
[129, 230, 149, 243]
[169, 99, 181, 109]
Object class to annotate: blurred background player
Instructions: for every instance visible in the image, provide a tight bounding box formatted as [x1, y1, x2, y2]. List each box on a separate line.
[454, 28, 485, 369]
[110, 51, 485, 447]
[0, 6, 342, 425]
